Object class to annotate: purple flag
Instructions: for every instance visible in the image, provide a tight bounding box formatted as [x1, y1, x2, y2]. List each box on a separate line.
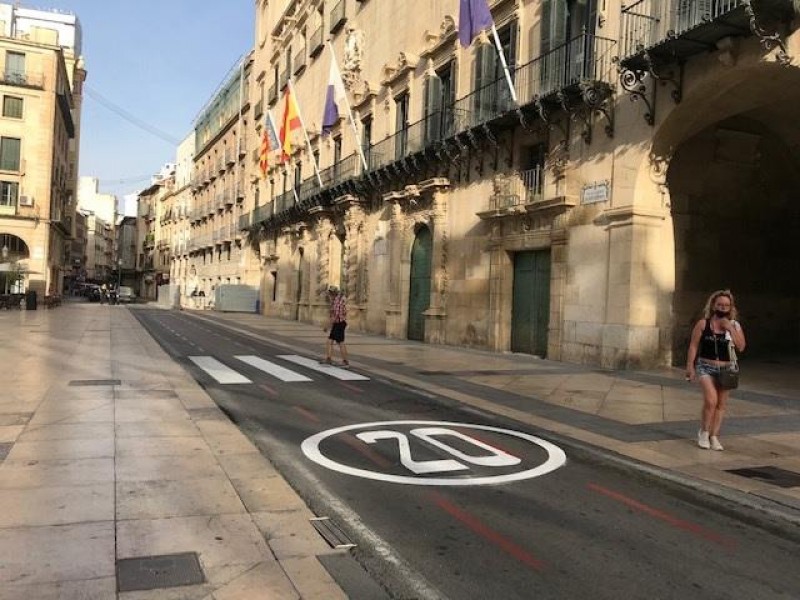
[322, 54, 347, 135]
[459, 0, 494, 48]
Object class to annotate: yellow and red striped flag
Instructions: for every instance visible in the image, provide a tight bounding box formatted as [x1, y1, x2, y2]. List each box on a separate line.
[279, 87, 302, 163]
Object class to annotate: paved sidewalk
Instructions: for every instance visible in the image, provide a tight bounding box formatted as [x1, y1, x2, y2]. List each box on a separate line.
[0, 302, 347, 600]
[198, 309, 800, 526]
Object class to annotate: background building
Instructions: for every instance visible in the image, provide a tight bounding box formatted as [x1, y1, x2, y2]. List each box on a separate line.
[77, 176, 116, 282]
[0, 2, 86, 297]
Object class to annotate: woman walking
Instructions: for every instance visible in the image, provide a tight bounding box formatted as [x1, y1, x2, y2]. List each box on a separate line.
[685, 290, 746, 450]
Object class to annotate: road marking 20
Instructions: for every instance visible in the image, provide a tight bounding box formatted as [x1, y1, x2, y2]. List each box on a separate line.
[356, 427, 520, 474]
[302, 421, 566, 486]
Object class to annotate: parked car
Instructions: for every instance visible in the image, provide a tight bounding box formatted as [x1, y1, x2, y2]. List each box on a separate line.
[117, 286, 136, 304]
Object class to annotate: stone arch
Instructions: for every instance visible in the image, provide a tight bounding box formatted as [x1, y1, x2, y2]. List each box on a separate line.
[0, 233, 31, 261]
[632, 58, 800, 363]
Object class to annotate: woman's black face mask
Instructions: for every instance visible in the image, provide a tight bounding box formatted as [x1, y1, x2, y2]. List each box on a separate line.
[714, 310, 730, 318]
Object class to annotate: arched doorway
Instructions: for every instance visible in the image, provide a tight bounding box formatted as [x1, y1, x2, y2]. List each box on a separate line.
[0, 233, 30, 294]
[668, 115, 800, 362]
[407, 226, 432, 341]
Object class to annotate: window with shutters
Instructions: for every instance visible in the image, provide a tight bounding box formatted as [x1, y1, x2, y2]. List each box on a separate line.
[424, 61, 456, 144]
[4, 51, 25, 83]
[395, 92, 409, 160]
[294, 161, 302, 197]
[2, 96, 22, 119]
[472, 23, 516, 125]
[333, 136, 342, 181]
[361, 115, 372, 166]
[0, 137, 21, 171]
[0, 181, 18, 206]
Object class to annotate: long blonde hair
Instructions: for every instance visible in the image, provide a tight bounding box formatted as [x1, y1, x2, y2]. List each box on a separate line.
[702, 289, 738, 321]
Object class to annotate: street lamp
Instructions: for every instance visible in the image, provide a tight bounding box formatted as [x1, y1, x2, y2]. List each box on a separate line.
[117, 258, 122, 291]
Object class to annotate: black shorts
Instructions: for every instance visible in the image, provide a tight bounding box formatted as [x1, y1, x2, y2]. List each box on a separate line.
[329, 321, 347, 343]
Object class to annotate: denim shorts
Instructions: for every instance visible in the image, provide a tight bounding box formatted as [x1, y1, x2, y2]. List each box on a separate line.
[696, 360, 723, 379]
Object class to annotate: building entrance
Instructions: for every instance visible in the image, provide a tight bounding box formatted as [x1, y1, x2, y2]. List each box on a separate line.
[511, 250, 551, 357]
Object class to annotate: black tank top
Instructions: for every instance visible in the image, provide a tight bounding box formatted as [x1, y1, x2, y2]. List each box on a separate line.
[698, 319, 730, 361]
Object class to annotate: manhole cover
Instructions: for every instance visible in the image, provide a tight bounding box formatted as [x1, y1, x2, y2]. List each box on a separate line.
[69, 379, 122, 387]
[116, 552, 204, 592]
[727, 466, 800, 489]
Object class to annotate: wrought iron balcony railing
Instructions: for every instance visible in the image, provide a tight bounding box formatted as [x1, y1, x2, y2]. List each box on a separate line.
[255, 34, 615, 227]
[618, 0, 791, 67]
[488, 167, 545, 211]
[293, 48, 307, 75]
[0, 70, 44, 89]
[330, 0, 347, 33]
[309, 26, 324, 57]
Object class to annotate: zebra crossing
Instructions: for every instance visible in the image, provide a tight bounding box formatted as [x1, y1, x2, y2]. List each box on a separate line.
[188, 354, 370, 384]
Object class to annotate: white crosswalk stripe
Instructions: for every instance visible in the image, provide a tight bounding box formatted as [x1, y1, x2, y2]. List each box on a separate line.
[188, 356, 252, 384]
[278, 355, 370, 381]
[235, 355, 312, 382]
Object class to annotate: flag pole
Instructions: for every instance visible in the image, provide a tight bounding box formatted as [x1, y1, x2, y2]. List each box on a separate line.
[328, 42, 369, 173]
[287, 79, 323, 187]
[489, 25, 518, 105]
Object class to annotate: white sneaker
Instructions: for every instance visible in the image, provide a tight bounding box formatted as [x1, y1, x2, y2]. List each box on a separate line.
[697, 430, 711, 449]
[710, 436, 724, 451]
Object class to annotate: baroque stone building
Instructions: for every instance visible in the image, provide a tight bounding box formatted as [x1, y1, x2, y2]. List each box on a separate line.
[236, 0, 799, 369]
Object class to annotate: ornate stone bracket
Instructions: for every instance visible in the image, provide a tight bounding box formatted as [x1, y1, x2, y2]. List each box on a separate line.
[742, 0, 792, 65]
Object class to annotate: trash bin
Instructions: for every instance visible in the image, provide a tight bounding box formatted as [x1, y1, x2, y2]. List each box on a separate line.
[25, 290, 37, 310]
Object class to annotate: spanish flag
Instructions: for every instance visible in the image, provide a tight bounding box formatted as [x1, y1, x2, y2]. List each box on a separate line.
[279, 87, 302, 163]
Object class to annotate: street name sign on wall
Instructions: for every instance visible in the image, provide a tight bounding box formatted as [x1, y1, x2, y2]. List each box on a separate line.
[301, 421, 566, 486]
[581, 182, 610, 205]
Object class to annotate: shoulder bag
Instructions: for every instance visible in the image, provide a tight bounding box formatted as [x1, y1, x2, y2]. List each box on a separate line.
[715, 330, 739, 390]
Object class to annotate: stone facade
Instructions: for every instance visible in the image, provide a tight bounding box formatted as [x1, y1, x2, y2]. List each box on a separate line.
[151, 0, 799, 370]
[0, 5, 85, 297]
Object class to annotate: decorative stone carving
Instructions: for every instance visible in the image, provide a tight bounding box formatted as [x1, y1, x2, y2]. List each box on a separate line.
[343, 25, 366, 88]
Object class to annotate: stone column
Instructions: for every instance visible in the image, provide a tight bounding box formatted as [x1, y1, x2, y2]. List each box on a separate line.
[311, 210, 334, 323]
[384, 194, 405, 338]
[422, 180, 451, 344]
[340, 196, 367, 329]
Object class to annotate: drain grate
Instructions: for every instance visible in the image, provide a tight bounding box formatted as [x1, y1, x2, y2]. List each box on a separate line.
[726, 466, 800, 489]
[69, 379, 121, 387]
[116, 552, 205, 592]
[310, 517, 357, 550]
[0, 443, 12, 462]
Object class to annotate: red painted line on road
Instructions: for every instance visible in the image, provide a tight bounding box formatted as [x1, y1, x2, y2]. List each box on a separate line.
[429, 491, 545, 571]
[259, 384, 278, 397]
[339, 381, 363, 394]
[293, 406, 320, 423]
[587, 483, 736, 549]
[342, 433, 394, 469]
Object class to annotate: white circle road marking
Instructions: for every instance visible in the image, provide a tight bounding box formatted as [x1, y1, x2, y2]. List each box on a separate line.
[301, 420, 567, 486]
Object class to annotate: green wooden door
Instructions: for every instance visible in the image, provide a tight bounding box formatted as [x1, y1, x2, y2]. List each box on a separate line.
[407, 228, 432, 341]
[511, 250, 551, 356]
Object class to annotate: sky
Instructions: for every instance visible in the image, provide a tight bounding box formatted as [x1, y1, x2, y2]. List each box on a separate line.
[32, 1, 254, 198]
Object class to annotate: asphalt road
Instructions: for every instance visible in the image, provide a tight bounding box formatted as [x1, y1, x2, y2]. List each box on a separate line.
[132, 308, 800, 600]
